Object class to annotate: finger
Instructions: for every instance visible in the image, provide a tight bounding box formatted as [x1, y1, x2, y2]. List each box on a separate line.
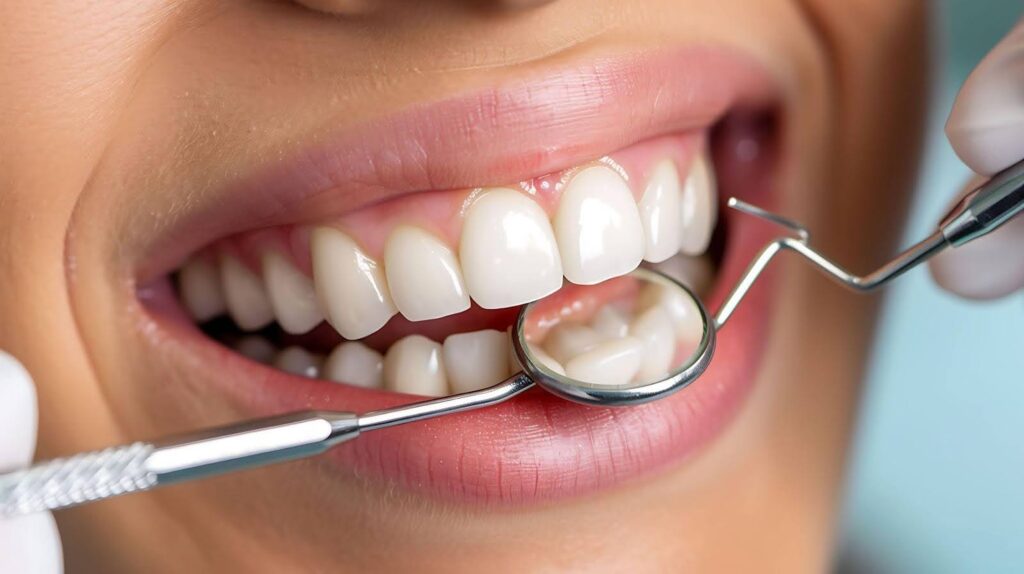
[0, 350, 38, 470]
[929, 176, 1024, 299]
[0, 513, 63, 574]
[945, 20, 1024, 175]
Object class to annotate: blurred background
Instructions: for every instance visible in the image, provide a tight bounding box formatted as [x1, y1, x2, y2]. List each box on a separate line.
[838, 1, 1023, 572]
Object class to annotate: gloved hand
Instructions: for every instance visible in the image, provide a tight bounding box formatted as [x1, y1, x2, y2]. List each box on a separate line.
[0, 351, 63, 574]
[932, 20, 1024, 298]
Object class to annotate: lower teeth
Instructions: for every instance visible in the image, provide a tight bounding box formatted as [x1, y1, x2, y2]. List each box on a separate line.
[225, 252, 714, 397]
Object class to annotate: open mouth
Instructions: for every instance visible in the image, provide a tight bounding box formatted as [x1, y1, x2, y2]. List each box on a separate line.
[131, 48, 783, 504]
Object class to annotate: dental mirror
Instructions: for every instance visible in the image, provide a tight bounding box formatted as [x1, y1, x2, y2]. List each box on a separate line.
[511, 267, 716, 406]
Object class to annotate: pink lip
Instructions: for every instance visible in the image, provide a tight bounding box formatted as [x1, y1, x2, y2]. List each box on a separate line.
[139, 46, 782, 504]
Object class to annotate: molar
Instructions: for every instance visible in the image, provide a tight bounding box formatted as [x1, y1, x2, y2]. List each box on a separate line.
[311, 227, 397, 340]
[555, 165, 645, 285]
[273, 346, 323, 378]
[384, 226, 471, 322]
[563, 336, 645, 386]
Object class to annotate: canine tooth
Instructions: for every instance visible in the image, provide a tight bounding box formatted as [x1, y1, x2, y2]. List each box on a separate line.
[234, 336, 276, 364]
[460, 189, 563, 309]
[543, 323, 604, 365]
[323, 342, 384, 389]
[274, 346, 322, 378]
[385, 226, 470, 321]
[638, 282, 704, 342]
[630, 307, 676, 382]
[527, 344, 566, 376]
[178, 257, 227, 321]
[220, 254, 275, 331]
[564, 337, 644, 386]
[311, 227, 397, 339]
[639, 160, 684, 263]
[383, 335, 448, 397]
[679, 153, 717, 255]
[442, 330, 509, 393]
[651, 253, 714, 295]
[262, 250, 323, 334]
[590, 306, 630, 339]
[556, 165, 644, 285]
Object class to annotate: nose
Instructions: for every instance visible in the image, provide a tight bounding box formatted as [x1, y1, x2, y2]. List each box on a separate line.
[292, 0, 558, 16]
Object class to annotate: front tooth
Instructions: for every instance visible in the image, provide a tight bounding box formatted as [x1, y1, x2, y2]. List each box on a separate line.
[178, 257, 227, 322]
[555, 165, 644, 285]
[311, 227, 397, 339]
[323, 342, 384, 389]
[220, 254, 275, 331]
[460, 189, 563, 309]
[543, 323, 604, 365]
[629, 307, 676, 382]
[564, 337, 644, 386]
[638, 282, 704, 342]
[262, 250, 323, 335]
[442, 330, 509, 393]
[590, 306, 629, 339]
[273, 346, 323, 378]
[639, 160, 684, 263]
[679, 154, 718, 255]
[383, 335, 448, 397]
[385, 226, 471, 321]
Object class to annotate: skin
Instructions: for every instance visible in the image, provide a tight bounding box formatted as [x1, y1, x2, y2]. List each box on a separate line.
[0, 0, 926, 572]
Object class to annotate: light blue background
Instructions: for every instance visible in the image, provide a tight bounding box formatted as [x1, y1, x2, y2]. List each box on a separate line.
[838, 1, 1024, 572]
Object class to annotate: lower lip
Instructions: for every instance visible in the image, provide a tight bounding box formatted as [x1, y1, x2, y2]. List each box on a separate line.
[149, 207, 776, 505]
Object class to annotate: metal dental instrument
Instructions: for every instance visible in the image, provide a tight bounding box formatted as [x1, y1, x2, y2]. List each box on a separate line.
[3, 157, 1023, 519]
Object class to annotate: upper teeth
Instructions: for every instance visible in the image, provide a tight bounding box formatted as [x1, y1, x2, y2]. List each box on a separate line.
[178, 152, 718, 388]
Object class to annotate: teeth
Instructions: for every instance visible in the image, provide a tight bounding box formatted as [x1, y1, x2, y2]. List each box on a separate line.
[384, 226, 471, 321]
[234, 336, 276, 364]
[442, 330, 510, 393]
[273, 346, 323, 378]
[543, 323, 604, 365]
[178, 257, 227, 322]
[564, 337, 644, 386]
[262, 250, 323, 334]
[555, 165, 644, 285]
[638, 282, 704, 342]
[311, 227, 397, 340]
[219, 254, 275, 331]
[383, 335, 448, 397]
[323, 342, 384, 389]
[460, 189, 563, 309]
[650, 253, 714, 295]
[678, 154, 717, 256]
[629, 307, 676, 381]
[590, 306, 630, 339]
[638, 160, 684, 263]
[527, 343, 566, 376]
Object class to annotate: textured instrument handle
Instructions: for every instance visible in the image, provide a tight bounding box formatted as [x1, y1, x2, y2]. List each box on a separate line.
[0, 442, 157, 517]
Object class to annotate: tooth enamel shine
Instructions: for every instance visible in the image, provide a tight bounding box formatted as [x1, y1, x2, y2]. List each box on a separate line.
[564, 336, 644, 386]
[383, 335, 448, 397]
[311, 227, 397, 340]
[262, 250, 323, 335]
[460, 189, 563, 309]
[679, 154, 717, 256]
[219, 253, 275, 331]
[639, 160, 684, 263]
[385, 226, 471, 322]
[556, 165, 644, 285]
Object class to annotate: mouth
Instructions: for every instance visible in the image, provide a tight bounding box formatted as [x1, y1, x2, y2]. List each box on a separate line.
[133, 47, 783, 505]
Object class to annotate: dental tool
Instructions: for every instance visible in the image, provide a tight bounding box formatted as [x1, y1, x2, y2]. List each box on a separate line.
[2, 157, 1022, 519]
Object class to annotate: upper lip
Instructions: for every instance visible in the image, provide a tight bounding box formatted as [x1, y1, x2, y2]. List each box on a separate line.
[134, 45, 783, 504]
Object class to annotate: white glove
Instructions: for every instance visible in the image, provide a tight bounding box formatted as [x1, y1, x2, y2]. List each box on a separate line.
[0, 351, 63, 574]
[932, 20, 1024, 298]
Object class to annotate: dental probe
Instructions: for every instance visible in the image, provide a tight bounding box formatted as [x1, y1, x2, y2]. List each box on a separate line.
[2, 156, 1023, 519]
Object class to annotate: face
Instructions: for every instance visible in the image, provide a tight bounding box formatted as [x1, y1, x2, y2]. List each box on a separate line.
[0, 0, 926, 571]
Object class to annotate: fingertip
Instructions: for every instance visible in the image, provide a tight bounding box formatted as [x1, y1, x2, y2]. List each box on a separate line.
[929, 212, 1024, 300]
